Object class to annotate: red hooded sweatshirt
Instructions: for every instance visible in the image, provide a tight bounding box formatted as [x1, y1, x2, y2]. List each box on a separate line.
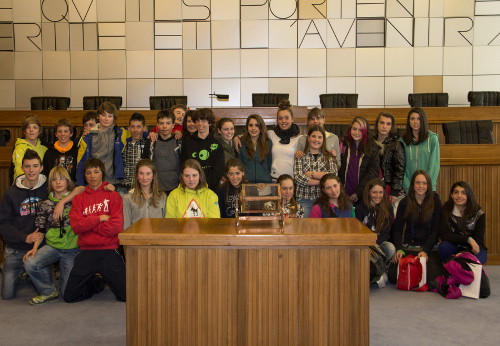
[69, 182, 123, 250]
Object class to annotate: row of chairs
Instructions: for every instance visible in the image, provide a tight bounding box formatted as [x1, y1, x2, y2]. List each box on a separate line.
[30, 92, 500, 110]
[30, 96, 188, 111]
[259, 92, 500, 108]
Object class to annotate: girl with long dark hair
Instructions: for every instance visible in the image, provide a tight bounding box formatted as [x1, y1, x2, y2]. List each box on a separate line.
[216, 158, 248, 218]
[309, 174, 354, 218]
[400, 107, 440, 193]
[373, 112, 405, 203]
[239, 114, 273, 183]
[338, 116, 380, 205]
[392, 170, 441, 263]
[438, 181, 487, 264]
[355, 178, 395, 260]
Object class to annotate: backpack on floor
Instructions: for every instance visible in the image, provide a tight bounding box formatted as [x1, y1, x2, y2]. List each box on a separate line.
[397, 255, 427, 291]
[429, 252, 490, 299]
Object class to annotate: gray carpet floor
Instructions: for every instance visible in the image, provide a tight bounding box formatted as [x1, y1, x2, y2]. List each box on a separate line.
[0, 266, 499, 346]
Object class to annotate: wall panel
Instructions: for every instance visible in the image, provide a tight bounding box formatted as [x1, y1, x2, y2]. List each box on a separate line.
[1, 1, 499, 109]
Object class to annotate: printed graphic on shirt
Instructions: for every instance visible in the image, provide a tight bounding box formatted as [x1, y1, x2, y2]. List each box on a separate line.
[56, 154, 74, 174]
[83, 199, 110, 215]
[191, 143, 219, 161]
[182, 199, 204, 218]
[225, 193, 238, 217]
[20, 197, 42, 216]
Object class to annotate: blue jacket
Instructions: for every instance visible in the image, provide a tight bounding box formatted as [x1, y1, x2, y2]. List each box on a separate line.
[239, 139, 273, 183]
[76, 126, 128, 186]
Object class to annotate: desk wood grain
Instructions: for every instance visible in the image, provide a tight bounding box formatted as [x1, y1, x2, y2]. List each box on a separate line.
[121, 218, 375, 346]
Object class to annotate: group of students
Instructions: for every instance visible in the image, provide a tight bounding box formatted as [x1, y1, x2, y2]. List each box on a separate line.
[0, 100, 487, 305]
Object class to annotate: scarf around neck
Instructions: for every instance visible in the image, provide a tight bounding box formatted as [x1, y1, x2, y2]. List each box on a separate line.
[54, 140, 73, 153]
[273, 123, 300, 144]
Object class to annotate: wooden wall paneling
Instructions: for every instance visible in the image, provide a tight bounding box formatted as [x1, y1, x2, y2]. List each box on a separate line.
[1, 106, 500, 131]
[437, 164, 500, 261]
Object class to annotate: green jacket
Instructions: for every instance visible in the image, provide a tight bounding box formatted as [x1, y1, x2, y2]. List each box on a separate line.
[35, 193, 78, 249]
[400, 131, 440, 193]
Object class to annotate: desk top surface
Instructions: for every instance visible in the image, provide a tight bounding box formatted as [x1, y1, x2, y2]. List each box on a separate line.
[119, 218, 376, 246]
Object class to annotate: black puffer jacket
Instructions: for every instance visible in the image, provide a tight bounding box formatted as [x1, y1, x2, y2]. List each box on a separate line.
[374, 135, 405, 197]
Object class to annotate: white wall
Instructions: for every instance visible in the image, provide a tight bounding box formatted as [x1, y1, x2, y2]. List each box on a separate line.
[1, 0, 500, 109]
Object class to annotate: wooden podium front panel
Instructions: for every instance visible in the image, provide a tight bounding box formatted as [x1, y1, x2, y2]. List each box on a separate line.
[125, 245, 369, 346]
[121, 218, 374, 346]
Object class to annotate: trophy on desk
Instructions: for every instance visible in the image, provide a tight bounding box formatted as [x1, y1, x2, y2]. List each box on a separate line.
[235, 183, 284, 231]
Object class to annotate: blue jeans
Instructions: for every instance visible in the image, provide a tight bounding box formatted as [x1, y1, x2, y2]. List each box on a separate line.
[438, 241, 487, 264]
[24, 245, 79, 297]
[1, 247, 28, 300]
[297, 198, 315, 218]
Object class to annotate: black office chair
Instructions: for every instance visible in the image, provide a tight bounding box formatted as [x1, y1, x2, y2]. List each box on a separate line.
[0, 129, 10, 146]
[252, 93, 289, 107]
[408, 93, 448, 107]
[149, 96, 188, 110]
[467, 91, 500, 106]
[442, 120, 494, 144]
[30, 97, 70, 110]
[83, 96, 123, 110]
[319, 94, 358, 108]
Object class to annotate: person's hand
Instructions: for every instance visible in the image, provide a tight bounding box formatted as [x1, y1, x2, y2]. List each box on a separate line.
[99, 215, 110, 222]
[23, 248, 37, 262]
[295, 150, 305, 159]
[392, 250, 404, 263]
[304, 171, 314, 179]
[468, 237, 480, 254]
[53, 201, 65, 220]
[349, 193, 358, 203]
[417, 251, 428, 259]
[82, 129, 89, 137]
[26, 229, 43, 244]
[389, 195, 398, 204]
[104, 183, 115, 192]
[174, 131, 183, 140]
[233, 136, 242, 153]
[148, 131, 158, 142]
[329, 149, 337, 157]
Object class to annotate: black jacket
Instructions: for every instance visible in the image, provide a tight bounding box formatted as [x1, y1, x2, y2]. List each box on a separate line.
[374, 135, 405, 196]
[0, 175, 48, 250]
[338, 139, 380, 198]
[439, 209, 487, 250]
[42, 141, 79, 183]
[392, 193, 442, 253]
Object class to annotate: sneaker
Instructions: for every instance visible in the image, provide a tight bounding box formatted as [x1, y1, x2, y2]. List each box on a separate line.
[376, 273, 388, 288]
[29, 290, 59, 305]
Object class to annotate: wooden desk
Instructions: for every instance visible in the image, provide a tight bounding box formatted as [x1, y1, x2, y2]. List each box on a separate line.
[119, 218, 376, 346]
